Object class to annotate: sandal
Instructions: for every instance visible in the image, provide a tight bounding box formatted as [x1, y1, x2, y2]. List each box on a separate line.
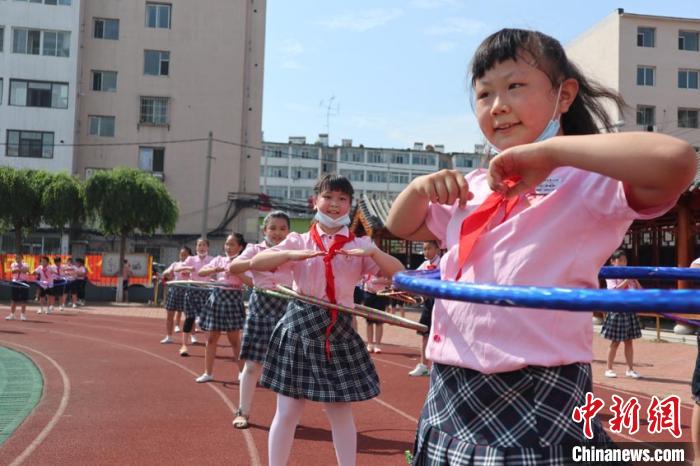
[232, 409, 250, 429]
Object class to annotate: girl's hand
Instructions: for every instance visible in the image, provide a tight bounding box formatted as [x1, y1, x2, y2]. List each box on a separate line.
[286, 250, 325, 261]
[337, 247, 376, 258]
[487, 141, 556, 197]
[411, 169, 473, 207]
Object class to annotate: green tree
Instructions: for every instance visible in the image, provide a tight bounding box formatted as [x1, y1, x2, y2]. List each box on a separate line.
[0, 167, 50, 254]
[42, 172, 85, 246]
[85, 167, 178, 301]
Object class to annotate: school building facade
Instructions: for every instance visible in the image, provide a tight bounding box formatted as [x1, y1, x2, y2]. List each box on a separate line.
[0, 0, 265, 264]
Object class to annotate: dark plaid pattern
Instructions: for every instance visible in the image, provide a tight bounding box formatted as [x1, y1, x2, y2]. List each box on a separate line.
[412, 362, 614, 466]
[260, 299, 380, 402]
[601, 312, 642, 342]
[165, 286, 186, 312]
[199, 288, 245, 332]
[183, 288, 212, 319]
[693, 336, 700, 403]
[240, 290, 288, 363]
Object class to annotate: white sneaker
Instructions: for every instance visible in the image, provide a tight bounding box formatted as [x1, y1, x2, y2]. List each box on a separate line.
[47, 307, 53, 315]
[59, 306, 64, 312]
[625, 370, 641, 379]
[37, 308, 44, 314]
[195, 373, 213, 383]
[160, 336, 174, 344]
[20, 314, 27, 321]
[5, 314, 15, 321]
[174, 325, 181, 333]
[190, 334, 198, 344]
[408, 363, 430, 377]
[366, 344, 374, 352]
[604, 369, 617, 378]
[72, 303, 77, 309]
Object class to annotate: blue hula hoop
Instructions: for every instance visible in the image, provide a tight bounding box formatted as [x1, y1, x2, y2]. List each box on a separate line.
[599, 266, 700, 280]
[393, 267, 700, 314]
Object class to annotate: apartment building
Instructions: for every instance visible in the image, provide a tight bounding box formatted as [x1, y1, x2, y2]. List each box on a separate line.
[567, 9, 700, 148]
[261, 135, 483, 215]
[0, 0, 81, 173]
[0, 0, 265, 258]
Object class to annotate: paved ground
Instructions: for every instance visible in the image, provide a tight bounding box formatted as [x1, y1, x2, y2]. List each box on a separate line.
[0, 302, 696, 465]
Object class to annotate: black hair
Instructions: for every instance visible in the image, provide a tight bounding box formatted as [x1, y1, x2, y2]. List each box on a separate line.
[313, 174, 354, 198]
[181, 246, 193, 256]
[610, 249, 627, 260]
[54, 257, 62, 263]
[196, 238, 210, 247]
[41, 256, 49, 263]
[470, 28, 626, 135]
[229, 233, 247, 251]
[262, 210, 291, 230]
[423, 240, 440, 248]
[76, 258, 85, 265]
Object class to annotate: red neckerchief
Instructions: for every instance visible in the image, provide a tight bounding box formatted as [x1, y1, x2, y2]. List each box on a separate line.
[455, 178, 520, 280]
[309, 224, 355, 361]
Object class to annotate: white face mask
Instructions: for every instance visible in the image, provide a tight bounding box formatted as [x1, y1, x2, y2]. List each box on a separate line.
[314, 210, 350, 228]
[484, 84, 563, 156]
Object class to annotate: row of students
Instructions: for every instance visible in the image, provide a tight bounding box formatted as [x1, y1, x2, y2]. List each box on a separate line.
[6, 254, 88, 320]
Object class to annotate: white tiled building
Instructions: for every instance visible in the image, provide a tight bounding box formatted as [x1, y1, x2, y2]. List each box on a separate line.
[567, 9, 700, 148]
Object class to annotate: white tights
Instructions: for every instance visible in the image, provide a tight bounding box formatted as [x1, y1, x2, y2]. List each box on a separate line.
[238, 360, 262, 414]
[268, 394, 357, 466]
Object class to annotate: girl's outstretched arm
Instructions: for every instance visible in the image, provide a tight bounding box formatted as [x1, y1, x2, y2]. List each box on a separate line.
[386, 169, 472, 240]
[488, 132, 697, 210]
[228, 258, 252, 274]
[338, 246, 405, 277]
[250, 249, 324, 271]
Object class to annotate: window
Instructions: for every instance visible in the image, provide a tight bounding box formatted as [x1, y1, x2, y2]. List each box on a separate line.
[88, 115, 115, 137]
[412, 154, 436, 166]
[265, 147, 284, 158]
[636, 66, 654, 86]
[678, 109, 699, 129]
[679, 69, 699, 89]
[144, 50, 169, 76]
[679, 31, 699, 51]
[93, 18, 119, 40]
[6, 130, 54, 158]
[0, 27, 4, 52]
[146, 3, 171, 29]
[455, 157, 474, 168]
[43, 30, 69, 56]
[390, 172, 410, 184]
[91, 70, 117, 92]
[291, 167, 318, 180]
[265, 187, 287, 198]
[367, 171, 387, 183]
[390, 152, 408, 164]
[12, 28, 41, 54]
[140, 97, 169, 125]
[290, 188, 313, 200]
[637, 27, 655, 47]
[340, 150, 363, 163]
[636, 105, 655, 128]
[13, 0, 71, 4]
[139, 147, 165, 173]
[367, 151, 384, 164]
[0, 78, 2, 104]
[263, 166, 288, 178]
[9, 79, 68, 108]
[339, 169, 364, 182]
[291, 147, 317, 159]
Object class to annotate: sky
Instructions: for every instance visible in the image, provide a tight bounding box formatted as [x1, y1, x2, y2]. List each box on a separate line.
[261, 0, 698, 153]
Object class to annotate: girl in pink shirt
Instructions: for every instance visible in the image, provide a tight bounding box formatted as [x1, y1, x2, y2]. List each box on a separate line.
[160, 246, 192, 344]
[6, 253, 30, 321]
[387, 28, 696, 465]
[175, 238, 214, 356]
[251, 175, 405, 466]
[228, 210, 293, 429]
[194, 233, 251, 383]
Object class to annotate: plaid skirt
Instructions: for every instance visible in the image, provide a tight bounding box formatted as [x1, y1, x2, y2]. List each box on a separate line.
[601, 312, 642, 342]
[165, 286, 186, 312]
[260, 299, 380, 402]
[412, 362, 614, 466]
[240, 290, 288, 363]
[183, 287, 212, 319]
[199, 288, 245, 332]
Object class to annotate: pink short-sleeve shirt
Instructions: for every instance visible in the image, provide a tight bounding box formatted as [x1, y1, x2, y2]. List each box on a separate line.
[424, 167, 677, 374]
[238, 242, 293, 289]
[208, 255, 245, 288]
[182, 254, 214, 281]
[271, 224, 380, 308]
[11, 262, 30, 281]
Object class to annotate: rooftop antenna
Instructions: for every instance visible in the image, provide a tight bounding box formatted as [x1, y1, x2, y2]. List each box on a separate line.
[319, 95, 340, 141]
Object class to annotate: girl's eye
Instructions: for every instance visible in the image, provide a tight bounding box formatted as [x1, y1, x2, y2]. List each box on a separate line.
[476, 91, 489, 100]
[509, 82, 524, 90]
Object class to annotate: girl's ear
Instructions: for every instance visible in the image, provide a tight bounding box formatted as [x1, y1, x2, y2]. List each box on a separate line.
[558, 78, 579, 114]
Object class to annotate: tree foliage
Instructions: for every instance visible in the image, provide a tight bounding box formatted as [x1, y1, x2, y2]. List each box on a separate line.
[42, 172, 85, 230]
[0, 168, 51, 252]
[85, 167, 178, 237]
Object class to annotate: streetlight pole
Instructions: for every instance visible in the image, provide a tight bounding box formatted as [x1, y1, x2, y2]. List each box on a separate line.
[201, 131, 213, 239]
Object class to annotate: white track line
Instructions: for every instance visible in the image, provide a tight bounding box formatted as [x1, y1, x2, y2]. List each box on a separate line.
[0, 340, 71, 466]
[46, 330, 261, 466]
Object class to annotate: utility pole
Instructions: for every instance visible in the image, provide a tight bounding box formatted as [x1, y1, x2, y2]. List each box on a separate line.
[201, 131, 213, 239]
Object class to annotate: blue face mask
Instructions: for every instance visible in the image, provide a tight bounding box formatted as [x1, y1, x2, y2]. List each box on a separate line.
[314, 211, 350, 228]
[484, 84, 563, 156]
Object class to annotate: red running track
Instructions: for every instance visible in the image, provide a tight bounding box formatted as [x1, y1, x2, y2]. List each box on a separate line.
[0, 310, 694, 465]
